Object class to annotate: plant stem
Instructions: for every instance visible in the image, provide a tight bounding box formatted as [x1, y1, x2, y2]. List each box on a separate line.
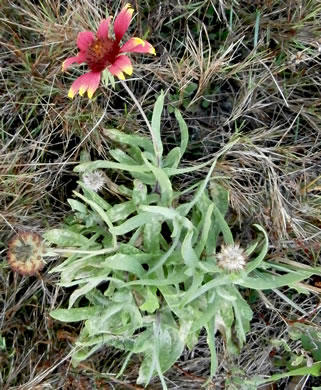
[120, 79, 161, 167]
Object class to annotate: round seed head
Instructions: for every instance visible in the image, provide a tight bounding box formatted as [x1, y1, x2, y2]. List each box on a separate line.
[7, 232, 45, 276]
[83, 170, 106, 192]
[216, 243, 247, 272]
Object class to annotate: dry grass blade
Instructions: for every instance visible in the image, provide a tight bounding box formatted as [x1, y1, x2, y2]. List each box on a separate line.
[1, 0, 321, 388]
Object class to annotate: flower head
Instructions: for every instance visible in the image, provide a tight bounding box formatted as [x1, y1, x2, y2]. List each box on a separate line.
[83, 170, 106, 192]
[7, 232, 45, 276]
[63, 4, 156, 99]
[216, 243, 247, 272]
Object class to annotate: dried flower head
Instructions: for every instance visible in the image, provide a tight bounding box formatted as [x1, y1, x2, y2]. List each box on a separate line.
[83, 170, 106, 192]
[7, 232, 45, 276]
[216, 243, 247, 272]
[62, 3, 156, 99]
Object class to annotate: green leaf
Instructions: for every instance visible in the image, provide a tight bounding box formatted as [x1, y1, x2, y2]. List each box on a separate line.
[183, 82, 198, 96]
[230, 286, 253, 346]
[174, 108, 189, 157]
[74, 192, 114, 231]
[205, 320, 218, 380]
[103, 254, 146, 277]
[132, 329, 153, 353]
[240, 270, 313, 290]
[107, 201, 136, 223]
[79, 182, 111, 211]
[68, 199, 87, 213]
[144, 220, 161, 254]
[219, 301, 239, 355]
[209, 183, 229, 217]
[50, 306, 101, 322]
[179, 270, 204, 307]
[181, 229, 199, 267]
[141, 154, 173, 206]
[301, 330, 321, 361]
[177, 159, 217, 217]
[72, 345, 103, 367]
[103, 128, 154, 153]
[139, 287, 160, 313]
[146, 227, 181, 274]
[68, 277, 109, 309]
[124, 270, 188, 287]
[109, 148, 138, 165]
[132, 179, 147, 205]
[102, 69, 115, 89]
[191, 294, 220, 332]
[137, 311, 184, 387]
[111, 212, 159, 235]
[166, 138, 239, 177]
[258, 362, 321, 384]
[74, 160, 149, 174]
[246, 224, 268, 273]
[213, 204, 234, 245]
[44, 229, 90, 247]
[140, 205, 179, 220]
[195, 203, 214, 256]
[184, 276, 229, 305]
[163, 147, 181, 169]
[85, 301, 142, 336]
[151, 91, 164, 160]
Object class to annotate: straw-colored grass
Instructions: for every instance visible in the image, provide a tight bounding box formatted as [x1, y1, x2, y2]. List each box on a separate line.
[1, 0, 321, 388]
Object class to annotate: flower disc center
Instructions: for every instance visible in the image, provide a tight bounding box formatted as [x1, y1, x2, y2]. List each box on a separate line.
[86, 38, 119, 72]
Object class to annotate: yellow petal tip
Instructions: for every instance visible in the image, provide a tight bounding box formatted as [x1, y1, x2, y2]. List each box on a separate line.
[124, 3, 134, 14]
[79, 86, 86, 97]
[134, 37, 144, 46]
[68, 89, 75, 99]
[123, 66, 133, 76]
[87, 89, 95, 99]
[117, 72, 125, 80]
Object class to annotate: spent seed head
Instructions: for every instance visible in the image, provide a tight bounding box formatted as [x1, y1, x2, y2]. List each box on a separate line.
[7, 232, 45, 276]
[83, 170, 106, 192]
[216, 243, 247, 272]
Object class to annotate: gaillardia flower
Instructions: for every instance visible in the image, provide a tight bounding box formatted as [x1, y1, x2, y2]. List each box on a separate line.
[63, 3, 155, 99]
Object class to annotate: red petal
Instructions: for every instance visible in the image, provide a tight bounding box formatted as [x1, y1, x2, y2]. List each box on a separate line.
[119, 37, 143, 52]
[120, 38, 155, 55]
[68, 71, 101, 99]
[109, 63, 125, 80]
[77, 31, 95, 51]
[97, 18, 111, 39]
[86, 72, 101, 98]
[62, 52, 86, 71]
[113, 4, 134, 42]
[111, 55, 133, 76]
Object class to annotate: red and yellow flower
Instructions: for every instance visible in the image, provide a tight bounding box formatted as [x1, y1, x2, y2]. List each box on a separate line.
[62, 3, 155, 99]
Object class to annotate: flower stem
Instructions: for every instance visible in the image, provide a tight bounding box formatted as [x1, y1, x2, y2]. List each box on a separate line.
[120, 80, 161, 167]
